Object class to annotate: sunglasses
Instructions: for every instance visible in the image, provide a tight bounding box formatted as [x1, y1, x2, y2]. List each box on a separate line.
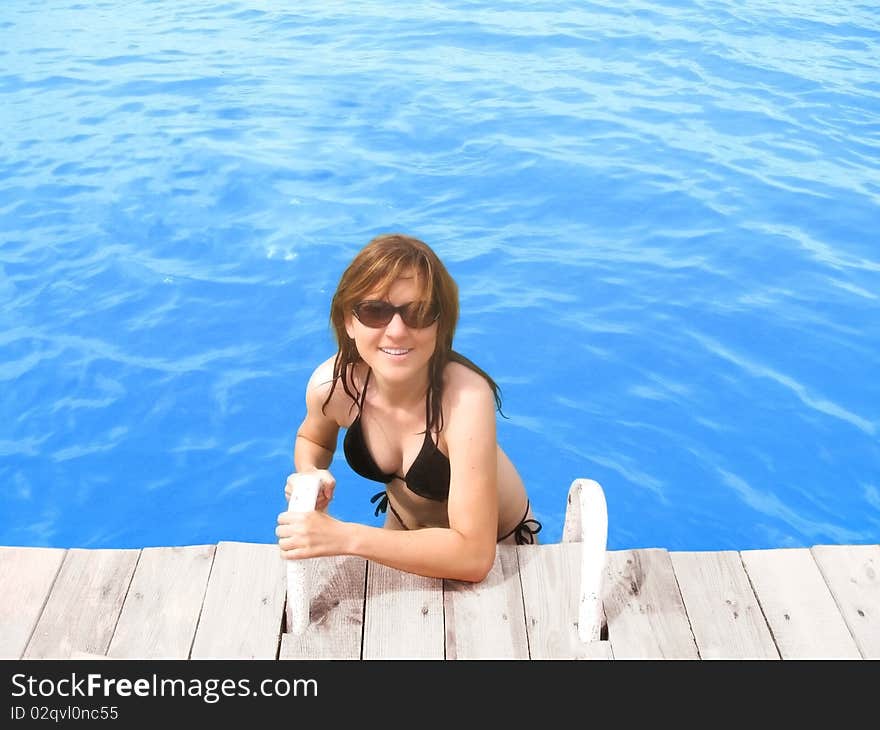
[352, 300, 440, 329]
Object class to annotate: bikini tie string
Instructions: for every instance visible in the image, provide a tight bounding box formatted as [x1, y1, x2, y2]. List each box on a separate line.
[370, 490, 389, 517]
[514, 519, 542, 545]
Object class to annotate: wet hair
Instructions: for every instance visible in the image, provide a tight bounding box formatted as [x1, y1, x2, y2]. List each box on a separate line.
[323, 233, 504, 432]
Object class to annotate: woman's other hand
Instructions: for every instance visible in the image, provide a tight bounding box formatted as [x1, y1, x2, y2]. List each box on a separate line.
[284, 469, 336, 511]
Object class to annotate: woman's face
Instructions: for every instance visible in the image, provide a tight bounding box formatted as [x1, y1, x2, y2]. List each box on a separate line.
[344, 272, 438, 386]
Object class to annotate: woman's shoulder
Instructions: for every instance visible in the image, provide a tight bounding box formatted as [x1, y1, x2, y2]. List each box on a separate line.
[442, 357, 496, 405]
[305, 354, 362, 423]
[305, 354, 338, 394]
[439, 358, 499, 444]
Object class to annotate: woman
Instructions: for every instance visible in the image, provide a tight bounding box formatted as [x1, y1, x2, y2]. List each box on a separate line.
[276, 233, 540, 582]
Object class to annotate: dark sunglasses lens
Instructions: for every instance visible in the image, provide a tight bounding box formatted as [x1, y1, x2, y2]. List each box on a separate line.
[400, 304, 438, 328]
[355, 301, 395, 327]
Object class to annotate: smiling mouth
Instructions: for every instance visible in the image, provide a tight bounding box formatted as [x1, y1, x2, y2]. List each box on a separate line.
[379, 347, 412, 356]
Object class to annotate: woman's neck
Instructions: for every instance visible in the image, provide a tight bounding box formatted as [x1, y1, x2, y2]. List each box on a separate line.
[365, 367, 430, 412]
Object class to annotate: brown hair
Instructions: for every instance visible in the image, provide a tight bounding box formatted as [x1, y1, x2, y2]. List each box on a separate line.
[323, 233, 503, 432]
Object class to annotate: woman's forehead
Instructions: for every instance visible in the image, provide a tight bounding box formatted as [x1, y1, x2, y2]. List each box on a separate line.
[365, 271, 428, 300]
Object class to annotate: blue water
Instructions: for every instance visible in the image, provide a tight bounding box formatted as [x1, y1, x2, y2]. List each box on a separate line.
[1, 0, 879, 552]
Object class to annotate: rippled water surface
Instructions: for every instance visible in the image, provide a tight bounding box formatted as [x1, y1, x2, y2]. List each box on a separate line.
[2, 0, 879, 550]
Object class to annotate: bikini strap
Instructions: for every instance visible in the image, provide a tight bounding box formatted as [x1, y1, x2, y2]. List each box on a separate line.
[359, 368, 372, 408]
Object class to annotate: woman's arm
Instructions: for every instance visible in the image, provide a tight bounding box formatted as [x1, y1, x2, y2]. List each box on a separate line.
[295, 359, 341, 468]
[277, 368, 499, 582]
[288, 358, 341, 510]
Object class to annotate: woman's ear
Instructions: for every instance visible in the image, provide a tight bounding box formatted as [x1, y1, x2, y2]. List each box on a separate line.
[344, 315, 354, 340]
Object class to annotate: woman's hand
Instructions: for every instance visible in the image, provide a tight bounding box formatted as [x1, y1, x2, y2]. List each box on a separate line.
[276, 509, 347, 560]
[284, 469, 335, 511]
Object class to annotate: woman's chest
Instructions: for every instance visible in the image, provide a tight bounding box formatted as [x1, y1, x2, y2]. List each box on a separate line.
[359, 410, 444, 476]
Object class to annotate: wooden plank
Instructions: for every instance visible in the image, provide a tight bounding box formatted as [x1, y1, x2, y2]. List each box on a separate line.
[0, 547, 66, 659]
[362, 561, 444, 659]
[670, 550, 778, 659]
[602, 548, 699, 659]
[190, 541, 285, 659]
[811, 544, 880, 658]
[444, 545, 529, 659]
[741, 547, 861, 659]
[23, 548, 140, 659]
[580, 640, 615, 660]
[107, 545, 216, 659]
[280, 555, 367, 660]
[519, 542, 608, 659]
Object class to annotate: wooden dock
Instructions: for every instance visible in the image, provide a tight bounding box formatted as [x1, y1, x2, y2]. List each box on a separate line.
[3, 540, 877, 660]
[2, 480, 877, 660]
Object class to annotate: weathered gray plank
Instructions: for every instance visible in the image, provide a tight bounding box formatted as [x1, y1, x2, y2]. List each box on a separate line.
[190, 541, 285, 659]
[108, 545, 216, 659]
[581, 639, 615, 659]
[23, 549, 140, 659]
[741, 547, 861, 659]
[603, 548, 699, 659]
[811, 543, 880, 658]
[444, 545, 529, 659]
[519, 542, 609, 659]
[362, 561, 444, 659]
[280, 555, 367, 660]
[0, 547, 66, 659]
[670, 550, 778, 659]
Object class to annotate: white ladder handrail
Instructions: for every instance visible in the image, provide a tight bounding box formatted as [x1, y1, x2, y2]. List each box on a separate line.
[285, 474, 321, 635]
[562, 478, 608, 643]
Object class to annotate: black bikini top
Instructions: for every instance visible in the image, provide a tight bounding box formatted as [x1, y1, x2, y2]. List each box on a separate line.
[342, 369, 450, 501]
